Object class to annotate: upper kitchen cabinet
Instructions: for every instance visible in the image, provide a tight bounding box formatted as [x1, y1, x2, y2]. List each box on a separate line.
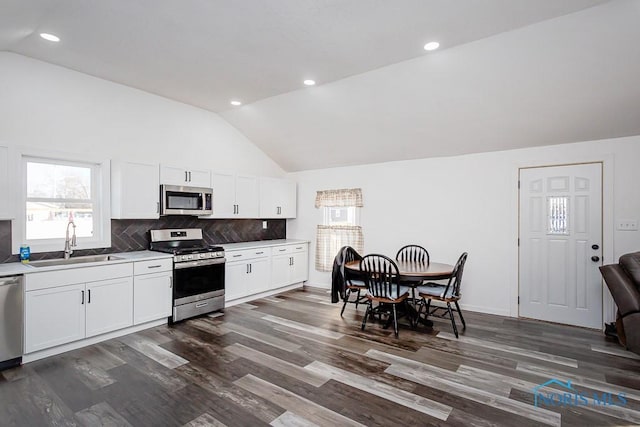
[0, 145, 13, 219]
[259, 177, 297, 218]
[210, 173, 259, 218]
[160, 164, 211, 188]
[111, 161, 160, 219]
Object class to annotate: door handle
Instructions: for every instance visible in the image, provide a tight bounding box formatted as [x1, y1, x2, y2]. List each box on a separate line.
[88, 289, 91, 304]
[592, 244, 600, 250]
[591, 256, 600, 262]
[81, 290, 84, 305]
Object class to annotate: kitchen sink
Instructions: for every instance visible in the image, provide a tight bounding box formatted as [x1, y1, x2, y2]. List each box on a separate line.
[28, 255, 123, 268]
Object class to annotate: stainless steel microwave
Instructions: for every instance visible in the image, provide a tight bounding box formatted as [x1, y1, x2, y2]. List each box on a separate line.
[160, 185, 213, 216]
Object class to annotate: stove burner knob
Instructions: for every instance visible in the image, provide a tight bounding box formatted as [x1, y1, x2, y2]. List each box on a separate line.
[188, 255, 194, 260]
[199, 253, 206, 259]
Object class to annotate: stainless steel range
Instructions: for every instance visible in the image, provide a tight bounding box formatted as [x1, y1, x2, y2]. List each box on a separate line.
[149, 228, 225, 322]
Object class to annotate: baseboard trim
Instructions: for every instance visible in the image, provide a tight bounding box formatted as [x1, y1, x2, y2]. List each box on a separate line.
[23, 318, 168, 363]
[225, 282, 304, 308]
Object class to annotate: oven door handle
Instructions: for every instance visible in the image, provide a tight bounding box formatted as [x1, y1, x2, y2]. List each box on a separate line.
[174, 258, 226, 269]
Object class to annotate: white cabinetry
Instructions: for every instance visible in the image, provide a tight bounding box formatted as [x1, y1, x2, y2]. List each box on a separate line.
[271, 244, 309, 288]
[85, 277, 134, 337]
[25, 283, 86, 353]
[25, 263, 134, 354]
[225, 248, 271, 302]
[160, 164, 211, 188]
[210, 173, 259, 218]
[0, 145, 12, 219]
[133, 258, 173, 324]
[259, 178, 297, 218]
[111, 161, 160, 219]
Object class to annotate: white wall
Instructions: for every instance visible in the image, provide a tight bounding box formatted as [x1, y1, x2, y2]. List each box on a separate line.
[287, 136, 640, 318]
[0, 52, 284, 176]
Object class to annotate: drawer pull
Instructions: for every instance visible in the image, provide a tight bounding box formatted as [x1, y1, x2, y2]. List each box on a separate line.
[295, 247, 303, 250]
[147, 265, 162, 269]
[255, 251, 264, 255]
[195, 301, 208, 308]
[233, 254, 242, 258]
[279, 249, 287, 252]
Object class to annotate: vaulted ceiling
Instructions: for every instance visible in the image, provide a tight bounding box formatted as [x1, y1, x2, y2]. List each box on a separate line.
[3, 0, 639, 171]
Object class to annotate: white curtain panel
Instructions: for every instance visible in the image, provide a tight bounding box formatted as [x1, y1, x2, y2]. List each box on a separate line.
[315, 225, 364, 272]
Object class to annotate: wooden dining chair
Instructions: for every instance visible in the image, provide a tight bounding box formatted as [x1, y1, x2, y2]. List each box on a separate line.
[396, 244, 430, 265]
[417, 252, 468, 338]
[360, 254, 413, 337]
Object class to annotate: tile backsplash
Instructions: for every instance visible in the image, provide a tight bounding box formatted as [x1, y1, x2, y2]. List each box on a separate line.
[0, 218, 286, 263]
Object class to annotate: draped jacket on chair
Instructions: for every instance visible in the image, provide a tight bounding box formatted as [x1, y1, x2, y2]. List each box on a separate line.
[331, 246, 363, 303]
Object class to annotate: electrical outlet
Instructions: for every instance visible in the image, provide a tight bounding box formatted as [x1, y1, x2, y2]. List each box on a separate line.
[262, 221, 268, 229]
[617, 219, 638, 231]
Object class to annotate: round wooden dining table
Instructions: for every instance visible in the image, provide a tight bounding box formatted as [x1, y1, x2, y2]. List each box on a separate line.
[344, 259, 454, 281]
[344, 259, 454, 328]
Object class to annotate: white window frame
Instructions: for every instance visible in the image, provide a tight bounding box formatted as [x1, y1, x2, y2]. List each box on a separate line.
[12, 149, 111, 254]
[323, 206, 360, 226]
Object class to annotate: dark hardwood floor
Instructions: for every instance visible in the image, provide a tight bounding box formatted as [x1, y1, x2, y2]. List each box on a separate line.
[2, 287, 639, 426]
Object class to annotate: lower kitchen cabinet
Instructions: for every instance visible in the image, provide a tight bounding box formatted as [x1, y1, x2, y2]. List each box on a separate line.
[245, 258, 270, 295]
[271, 244, 309, 289]
[25, 277, 134, 353]
[291, 251, 309, 283]
[85, 277, 133, 337]
[133, 271, 172, 324]
[225, 249, 271, 301]
[225, 242, 309, 303]
[25, 283, 86, 353]
[24, 258, 172, 357]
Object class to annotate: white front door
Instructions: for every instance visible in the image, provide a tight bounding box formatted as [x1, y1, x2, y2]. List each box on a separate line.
[519, 163, 602, 329]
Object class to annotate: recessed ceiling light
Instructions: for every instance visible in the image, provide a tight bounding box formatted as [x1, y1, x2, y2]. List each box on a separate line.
[40, 33, 60, 42]
[303, 79, 316, 86]
[423, 41, 440, 51]
[230, 100, 242, 106]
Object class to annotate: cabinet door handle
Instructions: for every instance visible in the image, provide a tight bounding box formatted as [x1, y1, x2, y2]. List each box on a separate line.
[156, 202, 160, 213]
[169, 277, 173, 288]
[88, 289, 91, 304]
[81, 290, 84, 305]
[236, 204, 239, 215]
[246, 264, 249, 273]
[185, 171, 188, 182]
[189, 171, 192, 182]
[249, 263, 252, 273]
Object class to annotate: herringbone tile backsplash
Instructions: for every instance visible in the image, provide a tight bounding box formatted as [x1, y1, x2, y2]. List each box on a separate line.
[0, 218, 286, 263]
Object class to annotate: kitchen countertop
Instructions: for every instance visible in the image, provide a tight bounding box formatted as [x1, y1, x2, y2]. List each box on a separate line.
[221, 239, 309, 251]
[0, 250, 173, 277]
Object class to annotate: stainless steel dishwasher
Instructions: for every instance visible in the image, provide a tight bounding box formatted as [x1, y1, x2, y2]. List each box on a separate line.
[0, 275, 23, 370]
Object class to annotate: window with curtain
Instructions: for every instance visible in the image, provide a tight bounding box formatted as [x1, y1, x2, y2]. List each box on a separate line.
[315, 188, 364, 272]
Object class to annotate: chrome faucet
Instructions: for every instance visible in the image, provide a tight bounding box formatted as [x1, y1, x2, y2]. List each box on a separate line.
[64, 218, 77, 259]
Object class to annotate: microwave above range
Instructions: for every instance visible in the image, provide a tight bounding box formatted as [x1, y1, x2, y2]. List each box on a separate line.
[160, 185, 213, 216]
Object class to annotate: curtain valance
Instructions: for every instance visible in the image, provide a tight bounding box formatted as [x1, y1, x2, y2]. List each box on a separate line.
[315, 188, 363, 208]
